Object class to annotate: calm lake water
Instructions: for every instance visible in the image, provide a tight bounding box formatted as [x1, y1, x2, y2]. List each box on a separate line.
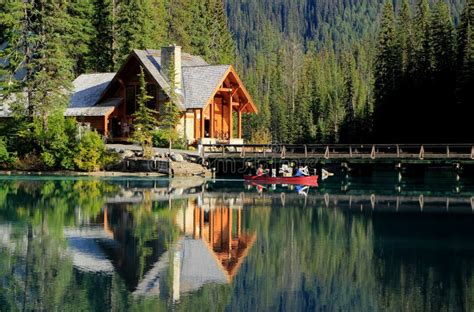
[0, 173, 473, 311]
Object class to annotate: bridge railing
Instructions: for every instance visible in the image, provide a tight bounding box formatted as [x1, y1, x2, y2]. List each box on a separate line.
[200, 143, 474, 160]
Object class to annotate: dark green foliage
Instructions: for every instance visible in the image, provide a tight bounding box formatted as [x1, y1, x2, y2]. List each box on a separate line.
[132, 67, 159, 158]
[167, 0, 235, 64]
[456, 0, 474, 141]
[90, 0, 118, 72]
[67, 0, 96, 75]
[372, 0, 471, 143]
[374, 2, 402, 142]
[0, 137, 11, 165]
[33, 113, 78, 170]
[117, 0, 167, 61]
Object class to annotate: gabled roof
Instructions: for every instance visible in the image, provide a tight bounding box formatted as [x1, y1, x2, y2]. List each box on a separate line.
[182, 65, 231, 109]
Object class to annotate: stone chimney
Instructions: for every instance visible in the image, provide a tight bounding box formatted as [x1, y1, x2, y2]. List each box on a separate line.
[161, 45, 182, 90]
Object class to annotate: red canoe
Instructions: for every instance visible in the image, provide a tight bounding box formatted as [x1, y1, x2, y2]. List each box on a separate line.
[244, 175, 318, 187]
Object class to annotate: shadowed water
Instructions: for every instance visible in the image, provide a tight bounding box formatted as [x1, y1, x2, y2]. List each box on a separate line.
[0, 173, 473, 311]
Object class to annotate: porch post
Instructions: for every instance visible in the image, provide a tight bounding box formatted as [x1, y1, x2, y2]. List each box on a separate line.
[228, 92, 233, 139]
[104, 116, 109, 138]
[237, 109, 242, 139]
[193, 110, 198, 139]
[210, 98, 215, 138]
[200, 108, 205, 139]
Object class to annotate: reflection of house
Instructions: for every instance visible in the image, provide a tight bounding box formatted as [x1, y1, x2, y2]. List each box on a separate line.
[133, 196, 256, 300]
[60, 193, 255, 299]
[176, 197, 256, 282]
[65, 46, 257, 144]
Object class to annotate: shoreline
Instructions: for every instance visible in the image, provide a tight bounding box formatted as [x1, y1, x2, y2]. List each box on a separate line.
[0, 170, 168, 178]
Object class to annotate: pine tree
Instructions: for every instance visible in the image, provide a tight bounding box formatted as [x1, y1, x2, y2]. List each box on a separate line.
[29, 0, 75, 127]
[160, 56, 182, 153]
[430, 2, 455, 77]
[430, 1, 456, 140]
[67, 0, 95, 74]
[413, 0, 432, 82]
[167, 0, 193, 49]
[398, 0, 414, 75]
[340, 53, 355, 143]
[132, 67, 159, 158]
[292, 54, 315, 143]
[455, 0, 474, 140]
[90, 0, 118, 72]
[0, 1, 34, 115]
[269, 49, 288, 143]
[118, 0, 167, 61]
[207, 0, 236, 64]
[373, 1, 402, 141]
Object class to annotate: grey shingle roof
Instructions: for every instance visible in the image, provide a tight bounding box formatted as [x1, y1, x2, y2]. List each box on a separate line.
[65, 98, 121, 117]
[182, 65, 230, 109]
[70, 73, 115, 108]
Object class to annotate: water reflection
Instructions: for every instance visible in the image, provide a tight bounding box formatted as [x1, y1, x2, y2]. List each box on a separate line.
[0, 175, 473, 311]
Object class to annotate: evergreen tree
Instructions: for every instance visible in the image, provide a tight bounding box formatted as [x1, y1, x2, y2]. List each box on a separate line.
[340, 53, 356, 143]
[269, 49, 288, 143]
[292, 53, 315, 143]
[160, 57, 181, 153]
[167, 0, 193, 49]
[430, 1, 456, 140]
[398, 0, 414, 74]
[207, 0, 236, 64]
[413, 0, 432, 82]
[373, 1, 402, 142]
[67, 0, 95, 74]
[132, 67, 159, 158]
[455, 0, 474, 140]
[90, 0, 118, 72]
[0, 1, 34, 114]
[118, 0, 167, 61]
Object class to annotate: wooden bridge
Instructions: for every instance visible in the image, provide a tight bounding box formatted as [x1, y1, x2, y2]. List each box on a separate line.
[199, 143, 474, 175]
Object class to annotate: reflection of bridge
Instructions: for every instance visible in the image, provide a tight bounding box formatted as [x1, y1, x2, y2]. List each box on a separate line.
[208, 192, 474, 214]
[201, 143, 474, 175]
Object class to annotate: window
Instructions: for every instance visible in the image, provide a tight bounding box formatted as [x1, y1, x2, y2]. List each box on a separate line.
[126, 85, 136, 115]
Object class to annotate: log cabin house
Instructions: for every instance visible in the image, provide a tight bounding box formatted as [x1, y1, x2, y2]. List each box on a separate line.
[66, 46, 258, 145]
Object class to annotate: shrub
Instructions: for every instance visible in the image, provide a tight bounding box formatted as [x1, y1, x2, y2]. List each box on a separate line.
[12, 153, 43, 171]
[33, 113, 78, 170]
[152, 129, 187, 150]
[248, 127, 272, 144]
[74, 131, 106, 172]
[0, 137, 10, 165]
[101, 149, 121, 169]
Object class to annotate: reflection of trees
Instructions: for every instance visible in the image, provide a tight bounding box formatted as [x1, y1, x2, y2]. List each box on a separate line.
[225, 199, 377, 311]
[1, 178, 473, 311]
[372, 215, 474, 311]
[0, 178, 119, 310]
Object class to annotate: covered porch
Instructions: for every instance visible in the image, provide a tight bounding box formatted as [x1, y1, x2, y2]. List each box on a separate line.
[192, 68, 257, 143]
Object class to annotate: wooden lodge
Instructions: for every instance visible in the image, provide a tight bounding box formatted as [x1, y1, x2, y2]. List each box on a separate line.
[66, 46, 258, 145]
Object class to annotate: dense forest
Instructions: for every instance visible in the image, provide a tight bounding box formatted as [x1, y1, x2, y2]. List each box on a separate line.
[227, 0, 472, 143]
[1, 0, 473, 154]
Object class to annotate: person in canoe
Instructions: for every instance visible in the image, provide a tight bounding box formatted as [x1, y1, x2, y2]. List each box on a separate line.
[295, 166, 309, 177]
[256, 164, 269, 177]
